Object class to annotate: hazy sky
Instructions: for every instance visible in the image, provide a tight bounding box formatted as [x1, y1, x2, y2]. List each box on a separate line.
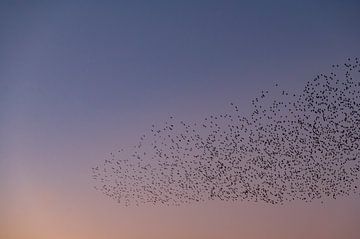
[1, 1, 360, 238]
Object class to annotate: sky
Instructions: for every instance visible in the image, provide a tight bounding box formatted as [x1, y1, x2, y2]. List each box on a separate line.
[1, 1, 360, 238]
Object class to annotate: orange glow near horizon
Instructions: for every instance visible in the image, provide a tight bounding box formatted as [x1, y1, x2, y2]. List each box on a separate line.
[2, 170, 360, 239]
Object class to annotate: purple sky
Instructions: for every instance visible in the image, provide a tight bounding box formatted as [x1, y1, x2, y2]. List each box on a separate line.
[1, 1, 360, 238]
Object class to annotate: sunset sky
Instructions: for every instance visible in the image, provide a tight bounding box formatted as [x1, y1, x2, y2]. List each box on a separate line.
[1, 1, 360, 238]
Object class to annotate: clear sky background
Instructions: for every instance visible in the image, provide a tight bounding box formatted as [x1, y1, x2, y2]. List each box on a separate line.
[1, 1, 360, 238]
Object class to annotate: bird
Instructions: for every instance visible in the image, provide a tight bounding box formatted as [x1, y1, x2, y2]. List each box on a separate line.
[92, 57, 360, 207]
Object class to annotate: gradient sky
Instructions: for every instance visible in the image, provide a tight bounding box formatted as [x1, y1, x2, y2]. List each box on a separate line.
[1, 1, 360, 238]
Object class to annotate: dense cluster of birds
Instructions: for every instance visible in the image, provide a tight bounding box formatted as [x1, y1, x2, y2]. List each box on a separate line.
[92, 58, 360, 206]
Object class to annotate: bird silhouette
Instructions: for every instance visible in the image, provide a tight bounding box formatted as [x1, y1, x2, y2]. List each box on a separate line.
[92, 57, 360, 206]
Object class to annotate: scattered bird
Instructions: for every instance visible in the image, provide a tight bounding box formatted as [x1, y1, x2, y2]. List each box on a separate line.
[92, 58, 360, 206]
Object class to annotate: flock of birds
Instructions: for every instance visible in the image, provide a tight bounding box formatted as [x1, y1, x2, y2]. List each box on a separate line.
[92, 58, 360, 206]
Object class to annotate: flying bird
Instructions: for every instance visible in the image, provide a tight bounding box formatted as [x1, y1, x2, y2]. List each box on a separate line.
[92, 58, 360, 207]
